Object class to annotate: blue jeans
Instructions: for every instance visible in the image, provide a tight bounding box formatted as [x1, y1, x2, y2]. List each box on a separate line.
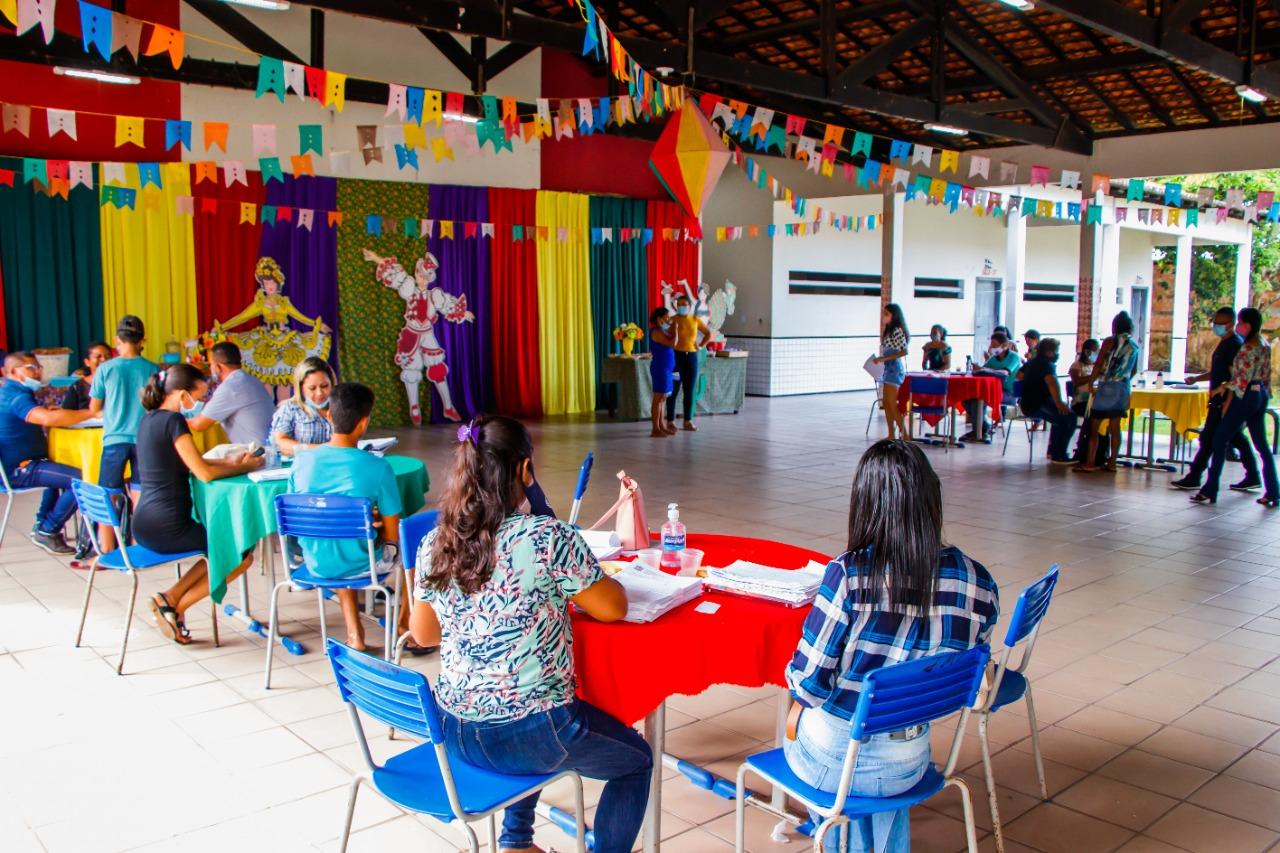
[9, 459, 80, 535]
[442, 699, 652, 852]
[666, 350, 700, 421]
[1029, 403, 1077, 461]
[1202, 388, 1280, 501]
[782, 706, 931, 853]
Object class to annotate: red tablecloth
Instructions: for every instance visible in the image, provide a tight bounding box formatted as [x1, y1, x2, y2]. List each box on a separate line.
[900, 373, 1006, 427]
[571, 534, 830, 726]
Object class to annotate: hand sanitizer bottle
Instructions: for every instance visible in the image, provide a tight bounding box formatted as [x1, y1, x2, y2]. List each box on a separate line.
[660, 503, 686, 575]
[1155, 371, 1164, 389]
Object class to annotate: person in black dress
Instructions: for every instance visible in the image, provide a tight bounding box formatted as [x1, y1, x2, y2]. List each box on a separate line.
[134, 364, 263, 644]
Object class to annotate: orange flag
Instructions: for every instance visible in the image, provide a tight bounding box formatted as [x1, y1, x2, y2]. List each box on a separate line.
[193, 161, 217, 184]
[204, 121, 229, 152]
[290, 154, 315, 176]
[143, 24, 185, 69]
[327, 211, 343, 228]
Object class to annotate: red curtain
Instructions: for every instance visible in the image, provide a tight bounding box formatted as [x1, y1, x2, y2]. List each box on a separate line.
[646, 200, 701, 311]
[190, 168, 267, 332]
[488, 188, 543, 418]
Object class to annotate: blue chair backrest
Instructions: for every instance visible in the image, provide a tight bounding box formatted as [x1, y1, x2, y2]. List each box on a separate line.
[1011, 380, 1024, 400]
[1003, 564, 1059, 647]
[909, 376, 949, 397]
[849, 645, 991, 741]
[327, 638, 443, 743]
[275, 494, 376, 541]
[399, 510, 440, 571]
[71, 479, 122, 528]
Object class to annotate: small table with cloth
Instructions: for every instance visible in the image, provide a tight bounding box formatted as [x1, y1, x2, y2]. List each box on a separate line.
[49, 424, 227, 485]
[600, 353, 748, 421]
[190, 453, 428, 605]
[898, 373, 1005, 445]
[570, 533, 828, 852]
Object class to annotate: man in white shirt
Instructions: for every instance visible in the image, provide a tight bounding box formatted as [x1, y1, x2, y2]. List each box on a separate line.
[186, 342, 274, 446]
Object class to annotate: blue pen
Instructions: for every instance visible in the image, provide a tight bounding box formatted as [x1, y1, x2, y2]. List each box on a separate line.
[568, 452, 594, 527]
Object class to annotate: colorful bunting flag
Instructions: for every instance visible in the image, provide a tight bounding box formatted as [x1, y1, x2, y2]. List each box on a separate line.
[290, 154, 314, 176]
[115, 115, 144, 147]
[137, 162, 161, 189]
[2, 104, 30, 137]
[143, 24, 184, 69]
[47, 108, 77, 140]
[165, 119, 191, 151]
[204, 121, 229, 152]
[111, 12, 143, 60]
[79, 0, 113, 60]
[17, 0, 56, 43]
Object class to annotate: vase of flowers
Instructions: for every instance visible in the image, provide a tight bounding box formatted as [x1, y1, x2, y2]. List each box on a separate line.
[613, 322, 644, 356]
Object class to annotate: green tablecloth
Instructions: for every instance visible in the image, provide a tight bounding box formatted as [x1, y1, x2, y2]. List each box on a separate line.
[192, 454, 429, 604]
[600, 353, 748, 421]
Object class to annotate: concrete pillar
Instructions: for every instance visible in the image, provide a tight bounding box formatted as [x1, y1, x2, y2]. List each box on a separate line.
[1234, 234, 1253, 311]
[1077, 222, 1102, 344]
[1169, 233, 1193, 376]
[1004, 208, 1026, 332]
[880, 190, 904, 310]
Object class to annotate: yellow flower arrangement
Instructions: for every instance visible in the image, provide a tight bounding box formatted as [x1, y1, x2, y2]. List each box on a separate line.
[612, 323, 645, 342]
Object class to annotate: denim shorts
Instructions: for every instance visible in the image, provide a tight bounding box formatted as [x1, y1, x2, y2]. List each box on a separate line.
[99, 443, 137, 490]
[881, 359, 906, 388]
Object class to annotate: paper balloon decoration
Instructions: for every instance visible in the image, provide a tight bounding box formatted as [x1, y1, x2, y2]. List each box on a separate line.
[648, 103, 729, 219]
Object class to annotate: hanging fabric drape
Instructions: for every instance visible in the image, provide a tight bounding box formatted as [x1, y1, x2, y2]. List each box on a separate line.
[0, 158, 105, 357]
[535, 191, 595, 416]
[425, 184, 491, 422]
[0, 254, 7, 351]
[191, 169, 265, 333]
[646, 199, 700, 311]
[589, 197, 648, 410]
[260, 176, 340, 371]
[488, 188, 542, 418]
[99, 163, 198, 362]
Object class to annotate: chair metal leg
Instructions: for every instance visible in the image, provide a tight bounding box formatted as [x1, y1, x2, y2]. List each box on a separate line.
[735, 764, 750, 853]
[947, 777, 981, 853]
[1023, 687, 1049, 799]
[263, 580, 288, 690]
[487, 814, 497, 851]
[117, 570, 140, 675]
[337, 776, 363, 853]
[459, 822, 480, 853]
[316, 587, 329, 641]
[210, 598, 220, 648]
[1026, 423, 1035, 464]
[979, 714, 1005, 853]
[74, 558, 101, 648]
[0, 491, 13, 547]
[571, 772, 588, 853]
[380, 583, 397, 662]
[1002, 418, 1014, 457]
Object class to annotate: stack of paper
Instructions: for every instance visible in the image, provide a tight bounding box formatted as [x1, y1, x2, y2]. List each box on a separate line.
[247, 467, 291, 483]
[704, 560, 827, 606]
[66, 418, 104, 429]
[610, 563, 703, 623]
[358, 436, 398, 454]
[579, 529, 623, 562]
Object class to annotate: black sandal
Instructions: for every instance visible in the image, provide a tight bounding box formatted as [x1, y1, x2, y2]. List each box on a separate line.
[149, 594, 191, 645]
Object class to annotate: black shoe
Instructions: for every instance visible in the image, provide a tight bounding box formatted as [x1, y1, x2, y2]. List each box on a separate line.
[403, 643, 438, 657]
[1259, 497, 1279, 508]
[1230, 478, 1262, 492]
[1170, 476, 1201, 491]
[30, 530, 75, 556]
[1190, 493, 1217, 506]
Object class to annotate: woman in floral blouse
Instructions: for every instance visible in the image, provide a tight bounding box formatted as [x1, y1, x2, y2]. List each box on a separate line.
[270, 357, 334, 456]
[1193, 307, 1278, 507]
[410, 415, 649, 853]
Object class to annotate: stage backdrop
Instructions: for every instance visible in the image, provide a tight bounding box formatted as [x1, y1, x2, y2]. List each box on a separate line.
[488, 188, 542, 418]
[589, 196, 648, 410]
[336, 178, 430, 428]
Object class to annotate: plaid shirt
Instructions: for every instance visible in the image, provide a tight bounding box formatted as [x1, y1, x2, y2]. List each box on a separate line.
[787, 546, 1000, 721]
[269, 400, 333, 448]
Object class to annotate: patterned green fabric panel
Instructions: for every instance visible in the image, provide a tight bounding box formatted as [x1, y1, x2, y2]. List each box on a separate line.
[336, 178, 430, 427]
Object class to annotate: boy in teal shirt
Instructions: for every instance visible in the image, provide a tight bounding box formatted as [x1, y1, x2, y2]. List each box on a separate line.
[288, 382, 404, 652]
[89, 315, 157, 550]
[964, 330, 1022, 441]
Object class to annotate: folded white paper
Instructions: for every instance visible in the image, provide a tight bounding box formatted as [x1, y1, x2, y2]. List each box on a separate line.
[703, 560, 826, 606]
[358, 436, 398, 453]
[247, 467, 291, 483]
[612, 563, 703, 623]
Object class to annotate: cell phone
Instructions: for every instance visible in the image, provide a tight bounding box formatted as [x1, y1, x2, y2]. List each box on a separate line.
[251, 446, 266, 458]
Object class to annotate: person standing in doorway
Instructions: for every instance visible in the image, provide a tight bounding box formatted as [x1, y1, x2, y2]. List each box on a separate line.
[1171, 307, 1260, 492]
[666, 293, 712, 432]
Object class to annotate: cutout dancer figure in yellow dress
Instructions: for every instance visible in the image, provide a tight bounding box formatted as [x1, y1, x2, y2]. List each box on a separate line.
[210, 257, 332, 388]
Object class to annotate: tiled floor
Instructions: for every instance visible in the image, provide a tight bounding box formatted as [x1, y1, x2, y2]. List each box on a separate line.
[2, 393, 1279, 853]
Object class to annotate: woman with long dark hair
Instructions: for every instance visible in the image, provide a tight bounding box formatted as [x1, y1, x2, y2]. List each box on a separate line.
[1193, 307, 1279, 507]
[873, 303, 910, 439]
[1076, 311, 1140, 473]
[410, 415, 650, 853]
[135, 364, 263, 644]
[785, 439, 1000, 852]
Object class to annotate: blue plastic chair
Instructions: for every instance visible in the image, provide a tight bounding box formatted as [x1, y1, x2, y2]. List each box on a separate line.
[735, 645, 991, 853]
[391, 510, 440, 662]
[70, 479, 214, 674]
[326, 639, 588, 853]
[976, 565, 1060, 853]
[265, 494, 398, 689]
[0, 463, 50, 550]
[1001, 381, 1045, 463]
[907, 374, 957, 450]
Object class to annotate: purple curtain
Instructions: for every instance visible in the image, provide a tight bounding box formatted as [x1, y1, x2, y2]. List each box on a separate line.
[259, 176, 340, 373]
[426, 184, 492, 422]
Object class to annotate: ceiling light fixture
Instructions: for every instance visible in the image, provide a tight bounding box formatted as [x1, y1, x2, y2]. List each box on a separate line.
[1235, 84, 1267, 103]
[53, 66, 140, 85]
[444, 112, 480, 124]
[222, 0, 290, 10]
[997, 0, 1035, 10]
[924, 122, 969, 136]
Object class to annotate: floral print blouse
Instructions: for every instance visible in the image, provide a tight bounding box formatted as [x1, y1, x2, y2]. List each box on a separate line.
[1230, 338, 1272, 398]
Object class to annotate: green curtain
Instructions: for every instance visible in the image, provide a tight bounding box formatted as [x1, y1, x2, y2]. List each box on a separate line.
[0, 158, 105, 357]
[335, 178, 432, 427]
[589, 197, 648, 410]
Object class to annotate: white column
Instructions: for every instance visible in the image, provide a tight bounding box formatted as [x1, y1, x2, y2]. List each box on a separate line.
[1004, 207, 1026, 332]
[881, 190, 905, 309]
[1170, 233, 1193, 376]
[1234, 233, 1253, 311]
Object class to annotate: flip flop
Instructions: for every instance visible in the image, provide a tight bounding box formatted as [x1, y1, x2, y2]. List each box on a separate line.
[149, 594, 190, 645]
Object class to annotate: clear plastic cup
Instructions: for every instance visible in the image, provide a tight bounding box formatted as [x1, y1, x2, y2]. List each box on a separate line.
[635, 548, 663, 569]
[679, 548, 704, 576]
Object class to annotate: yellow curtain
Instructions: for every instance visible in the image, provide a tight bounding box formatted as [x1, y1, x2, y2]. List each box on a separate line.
[98, 163, 199, 361]
[535, 191, 595, 415]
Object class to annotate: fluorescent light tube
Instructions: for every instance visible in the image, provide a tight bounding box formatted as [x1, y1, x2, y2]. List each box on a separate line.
[222, 0, 290, 10]
[924, 122, 969, 136]
[53, 66, 140, 85]
[1235, 84, 1267, 103]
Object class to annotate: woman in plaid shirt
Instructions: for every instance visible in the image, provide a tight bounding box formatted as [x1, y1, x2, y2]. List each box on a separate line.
[270, 357, 335, 456]
[785, 439, 1000, 852]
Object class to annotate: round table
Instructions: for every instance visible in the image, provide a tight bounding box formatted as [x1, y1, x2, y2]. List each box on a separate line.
[48, 424, 226, 484]
[191, 454, 430, 604]
[571, 533, 830, 853]
[899, 372, 1006, 428]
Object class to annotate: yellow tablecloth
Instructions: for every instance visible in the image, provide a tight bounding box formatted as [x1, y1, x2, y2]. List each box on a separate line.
[49, 424, 228, 484]
[1099, 387, 1210, 438]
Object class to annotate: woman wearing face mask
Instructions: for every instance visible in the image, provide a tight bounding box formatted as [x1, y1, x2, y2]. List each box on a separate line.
[1192, 308, 1279, 507]
[667, 294, 713, 432]
[1075, 311, 1141, 474]
[270, 357, 336, 456]
[648, 307, 678, 437]
[135, 364, 264, 644]
[1068, 339, 1100, 463]
[962, 331, 1020, 442]
[873, 304, 910, 439]
[921, 325, 952, 372]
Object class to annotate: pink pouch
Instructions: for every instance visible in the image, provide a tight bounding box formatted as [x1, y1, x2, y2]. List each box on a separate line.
[591, 471, 650, 551]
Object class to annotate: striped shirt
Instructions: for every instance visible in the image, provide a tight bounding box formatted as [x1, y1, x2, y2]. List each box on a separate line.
[269, 400, 333, 448]
[787, 546, 1000, 721]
